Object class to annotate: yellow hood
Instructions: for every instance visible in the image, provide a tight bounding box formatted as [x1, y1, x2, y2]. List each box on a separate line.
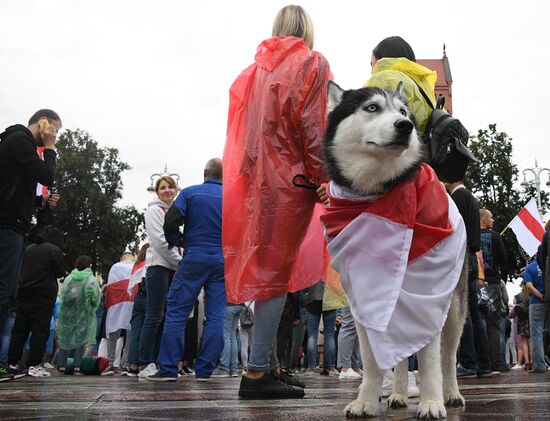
[364, 57, 437, 134]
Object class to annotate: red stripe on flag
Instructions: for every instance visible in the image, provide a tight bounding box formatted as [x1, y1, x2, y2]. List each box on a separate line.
[105, 279, 136, 310]
[517, 208, 544, 241]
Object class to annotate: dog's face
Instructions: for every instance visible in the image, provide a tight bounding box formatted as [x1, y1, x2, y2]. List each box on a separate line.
[323, 82, 423, 195]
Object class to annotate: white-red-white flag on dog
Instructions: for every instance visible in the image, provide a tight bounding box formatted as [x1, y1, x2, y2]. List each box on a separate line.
[508, 198, 544, 257]
[320, 165, 466, 371]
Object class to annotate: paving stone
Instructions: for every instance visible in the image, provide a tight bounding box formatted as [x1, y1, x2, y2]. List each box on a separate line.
[0, 369, 547, 419]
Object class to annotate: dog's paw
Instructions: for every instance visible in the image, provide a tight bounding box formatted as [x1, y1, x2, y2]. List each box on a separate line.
[387, 392, 408, 408]
[444, 391, 465, 407]
[344, 399, 378, 418]
[416, 400, 447, 419]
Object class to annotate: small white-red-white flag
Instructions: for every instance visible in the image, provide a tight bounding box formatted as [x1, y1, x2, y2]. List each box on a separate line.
[508, 198, 544, 257]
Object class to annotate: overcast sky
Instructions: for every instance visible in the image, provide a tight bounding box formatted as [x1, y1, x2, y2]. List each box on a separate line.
[1, 0, 549, 213]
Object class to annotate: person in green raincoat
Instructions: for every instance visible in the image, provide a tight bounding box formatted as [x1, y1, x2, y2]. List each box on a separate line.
[364, 36, 437, 136]
[56, 255, 100, 370]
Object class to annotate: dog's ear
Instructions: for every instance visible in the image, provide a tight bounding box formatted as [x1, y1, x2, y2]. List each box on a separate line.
[327, 81, 344, 114]
[395, 81, 404, 97]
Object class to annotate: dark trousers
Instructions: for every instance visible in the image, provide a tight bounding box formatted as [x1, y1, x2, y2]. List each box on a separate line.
[458, 253, 491, 372]
[128, 291, 146, 366]
[0, 229, 24, 337]
[139, 266, 174, 365]
[8, 295, 56, 367]
[485, 283, 503, 370]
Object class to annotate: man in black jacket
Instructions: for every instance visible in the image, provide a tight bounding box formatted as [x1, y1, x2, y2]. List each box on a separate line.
[479, 209, 508, 372]
[446, 180, 491, 378]
[0, 109, 61, 381]
[7, 227, 65, 377]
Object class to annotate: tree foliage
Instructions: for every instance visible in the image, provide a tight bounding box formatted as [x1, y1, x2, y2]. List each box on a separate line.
[52, 129, 144, 275]
[465, 124, 548, 277]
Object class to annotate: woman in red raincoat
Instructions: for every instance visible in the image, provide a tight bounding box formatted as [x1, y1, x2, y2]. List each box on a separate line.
[223, 5, 330, 398]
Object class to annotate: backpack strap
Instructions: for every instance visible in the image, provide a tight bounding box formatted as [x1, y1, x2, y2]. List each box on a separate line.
[408, 77, 436, 110]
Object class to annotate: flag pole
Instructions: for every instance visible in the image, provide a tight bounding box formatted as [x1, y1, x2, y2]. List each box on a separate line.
[500, 226, 509, 236]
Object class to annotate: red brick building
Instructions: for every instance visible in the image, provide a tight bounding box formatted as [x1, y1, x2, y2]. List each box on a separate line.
[418, 45, 453, 115]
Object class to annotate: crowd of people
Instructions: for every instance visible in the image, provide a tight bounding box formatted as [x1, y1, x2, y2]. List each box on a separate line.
[0, 5, 548, 403]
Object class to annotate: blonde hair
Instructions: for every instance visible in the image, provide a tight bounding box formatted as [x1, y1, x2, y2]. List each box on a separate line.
[272, 5, 314, 49]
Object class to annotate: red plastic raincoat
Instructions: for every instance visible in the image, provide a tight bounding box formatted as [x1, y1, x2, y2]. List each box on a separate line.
[223, 37, 331, 303]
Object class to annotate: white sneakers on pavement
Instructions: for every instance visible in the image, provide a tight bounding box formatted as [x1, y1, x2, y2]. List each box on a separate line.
[338, 368, 362, 380]
[28, 365, 51, 377]
[138, 363, 158, 380]
[381, 370, 420, 398]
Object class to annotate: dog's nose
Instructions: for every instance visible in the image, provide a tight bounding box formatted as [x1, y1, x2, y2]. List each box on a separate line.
[394, 119, 414, 134]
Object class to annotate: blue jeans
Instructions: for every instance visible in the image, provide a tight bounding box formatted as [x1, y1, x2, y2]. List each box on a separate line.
[139, 266, 174, 365]
[128, 291, 146, 365]
[0, 311, 16, 364]
[219, 304, 244, 372]
[306, 310, 336, 369]
[157, 252, 226, 378]
[0, 229, 24, 336]
[529, 303, 550, 371]
[248, 294, 287, 371]
[337, 307, 361, 369]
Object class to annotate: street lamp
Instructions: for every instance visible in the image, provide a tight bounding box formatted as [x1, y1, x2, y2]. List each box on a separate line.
[147, 164, 181, 192]
[520, 159, 550, 212]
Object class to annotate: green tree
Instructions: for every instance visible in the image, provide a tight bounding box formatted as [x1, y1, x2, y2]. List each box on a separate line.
[52, 129, 144, 275]
[465, 124, 524, 277]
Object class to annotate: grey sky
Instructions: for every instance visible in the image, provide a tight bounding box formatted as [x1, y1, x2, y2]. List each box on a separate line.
[1, 0, 549, 212]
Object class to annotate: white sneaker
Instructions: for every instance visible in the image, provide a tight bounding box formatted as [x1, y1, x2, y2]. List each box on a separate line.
[381, 371, 419, 398]
[407, 371, 420, 398]
[339, 368, 362, 380]
[511, 364, 523, 370]
[138, 363, 158, 380]
[43, 362, 55, 370]
[28, 365, 51, 377]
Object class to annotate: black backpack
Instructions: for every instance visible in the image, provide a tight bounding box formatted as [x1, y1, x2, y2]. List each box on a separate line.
[411, 81, 476, 171]
[239, 303, 254, 328]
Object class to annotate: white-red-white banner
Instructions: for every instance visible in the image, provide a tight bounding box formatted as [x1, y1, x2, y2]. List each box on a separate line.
[508, 198, 544, 257]
[320, 165, 466, 370]
[105, 262, 135, 336]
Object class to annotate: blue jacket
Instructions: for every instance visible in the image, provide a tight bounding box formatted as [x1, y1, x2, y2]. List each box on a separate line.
[164, 179, 222, 258]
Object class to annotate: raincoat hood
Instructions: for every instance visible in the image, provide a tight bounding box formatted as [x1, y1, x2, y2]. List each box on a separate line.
[254, 37, 310, 72]
[69, 267, 93, 281]
[366, 57, 437, 134]
[372, 58, 437, 94]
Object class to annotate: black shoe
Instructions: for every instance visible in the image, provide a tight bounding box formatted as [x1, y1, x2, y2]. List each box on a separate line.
[476, 369, 494, 378]
[1, 364, 27, 380]
[456, 366, 476, 378]
[239, 371, 305, 399]
[0, 364, 14, 382]
[276, 368, 306, 388]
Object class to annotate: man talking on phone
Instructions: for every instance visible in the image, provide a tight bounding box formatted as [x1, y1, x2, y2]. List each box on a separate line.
[0, 109, 61, 381]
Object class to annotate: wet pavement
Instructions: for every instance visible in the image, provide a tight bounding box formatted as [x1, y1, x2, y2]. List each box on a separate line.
[0, 369, 548, 420]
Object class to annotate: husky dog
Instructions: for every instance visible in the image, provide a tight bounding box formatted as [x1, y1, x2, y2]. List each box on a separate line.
[323, 82, 468, 419]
